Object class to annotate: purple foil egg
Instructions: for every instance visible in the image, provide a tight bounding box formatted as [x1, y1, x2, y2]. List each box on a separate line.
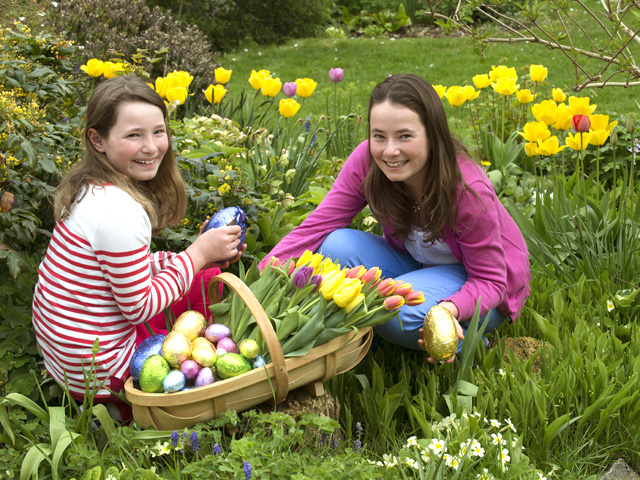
[195, 367, 215, 388]
[202, 206, 247, 261]
[217, 336, 239, 354]
[180, 359, 200, 380]
[204, 323, 232, 343]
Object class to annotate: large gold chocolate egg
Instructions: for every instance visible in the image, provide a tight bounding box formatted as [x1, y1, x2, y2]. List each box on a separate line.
[161, 331, 192, 368]
[422, 305, 459, 361]
[191, 337, 215, 352]
[172, 310, 207, 341]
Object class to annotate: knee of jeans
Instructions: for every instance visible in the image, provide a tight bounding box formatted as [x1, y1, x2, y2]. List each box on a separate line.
[320, 229, 357, 260]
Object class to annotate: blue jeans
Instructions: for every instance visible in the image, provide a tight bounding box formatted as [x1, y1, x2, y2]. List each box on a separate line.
[319, 229, 506, 351]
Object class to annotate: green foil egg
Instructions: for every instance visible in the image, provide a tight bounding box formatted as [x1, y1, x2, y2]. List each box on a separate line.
[139, 355, 170, 393]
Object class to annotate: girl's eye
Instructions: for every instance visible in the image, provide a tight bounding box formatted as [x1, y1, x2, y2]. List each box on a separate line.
[155, 129, 165, 135]
[372, 134, 384, 140]
[400, 134, 412, 139]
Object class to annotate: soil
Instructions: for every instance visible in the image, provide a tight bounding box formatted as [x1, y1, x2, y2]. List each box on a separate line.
[488, 336, 545, 372]
[257, 385, 341, 422]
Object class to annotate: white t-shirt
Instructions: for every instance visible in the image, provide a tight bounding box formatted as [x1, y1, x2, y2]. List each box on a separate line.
[404, 226, 460, 267]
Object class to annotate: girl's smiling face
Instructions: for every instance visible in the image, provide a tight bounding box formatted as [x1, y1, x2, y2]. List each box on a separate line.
[369, 101, 429, 200]
[87, 101, 168, 182]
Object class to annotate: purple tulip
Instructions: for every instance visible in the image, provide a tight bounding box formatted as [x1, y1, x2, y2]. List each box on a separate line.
[283, 81, 297, 98]
[328, 68, 344, 83]
[310, 274, 323, 291]
[292, 266, 314, 288]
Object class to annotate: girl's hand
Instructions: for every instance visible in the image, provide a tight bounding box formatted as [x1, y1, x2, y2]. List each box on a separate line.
[418, 302, 464, 365]
[206, 243, 247, 269]
[186, 225, 242, 272]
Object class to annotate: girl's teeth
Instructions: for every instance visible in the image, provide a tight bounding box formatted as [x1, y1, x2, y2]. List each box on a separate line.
[136, 159, 154, 164]
[387, 160, 407, 167]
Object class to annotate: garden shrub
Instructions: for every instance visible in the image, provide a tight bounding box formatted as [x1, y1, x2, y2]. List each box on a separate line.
[45, 0, 218, 93]
[148, 0, 331, 53]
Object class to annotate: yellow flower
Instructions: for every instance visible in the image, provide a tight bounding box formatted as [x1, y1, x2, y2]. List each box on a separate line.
[248, 69, 271, 90]
[524, 142, 538, 157]
[346, 293, 365, 314]
[552, 88, 566, 103]
[531, 100, 558, 126]
[101, 61, 124, 79]
[205, 84, 227, 104]
[214, 67, 232, 84]
[333, 278, 363, 308]
[472, 74, 492, 89]
[536, 136, 568, 156]
[568, 96, 597, 116]
[295, 78, 317, 98]
[589, 114, 617, 133]
[445, 86, 466, 107]
[296, 250, 315, 268]
[217, 183, 231, 195]
[319, 270, 346, 300]
[169, 71, 193, 89]
[489, 65, 518, 82]
[80, 58, 104, 77]
[491, 77, 519, 96]
[317, 257, 340, 276]
[279, 98, 301, 118]
[529, 64, 548, 83]
[515, 89, 534, 104]
[463, 85, 479, 101]
[166, 86, 188, 105]
[260, 77, 282, 97]
[553, 104, 573, 131]
[565, 131, 592, 150]
[433, 85, 447, 98]
[518, 121, 551, 143]
[590, 129, 611, 146]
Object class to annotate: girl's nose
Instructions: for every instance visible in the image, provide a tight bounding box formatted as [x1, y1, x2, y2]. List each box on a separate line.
[383, 140, 400, 156]
[140, 135, 156, 153]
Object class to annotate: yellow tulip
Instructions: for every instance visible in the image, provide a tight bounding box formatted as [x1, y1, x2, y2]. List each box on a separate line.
[516, 89, 534, 104]
[102, 61, 124, 79]
[518, 121, 551, 143]
[433, 85, 447, 99]
[445, 86, 466, 107]
[492, 77, 519, 96]
[166, 86, 188, 105]
[463, 85, 480, 101]
[553, 104, 573, 131]
[317, 257, 340, 276]
[295, 78, 317, 98]
[248, 69, 271, 90]
[80, 58, 104, 77]
[214, 67, 232, 84]
[489, 65, 518, 82]
[346, 293, 365, 314]
[589, 129, 612, 146]
[204, 84, 226, 104]
[536, 136, 568, 156]
[529, 64, 548, 83]
[260, 77, 282, 97]
[566, 131, 592, 151]
[319, 270, 345, 300]
[552, 88, 567, 103]
[295, 250, 315, 268]
[524, 142, 538, 157]
[531, 100, 558, 126]
[309, 253, 324, 272]
[168, 71, 193, 89]
[472, 74, 492, 89]
[589, 114, 618, 132]
[279, 98, 301, 118]
[333, 278, 363, 308]
[568, 96, 597, 116]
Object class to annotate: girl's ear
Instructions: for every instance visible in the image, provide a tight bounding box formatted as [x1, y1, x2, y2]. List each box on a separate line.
[87, 128, 105, 153]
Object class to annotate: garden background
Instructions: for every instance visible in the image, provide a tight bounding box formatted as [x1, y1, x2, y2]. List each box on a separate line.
[1, 0, 640, 478]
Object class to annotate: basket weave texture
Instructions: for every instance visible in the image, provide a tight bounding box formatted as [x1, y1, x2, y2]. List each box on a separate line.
[124, 272, 373, 430]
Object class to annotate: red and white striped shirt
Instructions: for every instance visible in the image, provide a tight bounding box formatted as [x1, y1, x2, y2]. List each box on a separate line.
[32, 184, 194, 398]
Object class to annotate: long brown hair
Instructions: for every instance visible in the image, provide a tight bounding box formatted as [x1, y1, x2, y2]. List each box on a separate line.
[54, 75, 186, 233]
[364, 73, 471, 243]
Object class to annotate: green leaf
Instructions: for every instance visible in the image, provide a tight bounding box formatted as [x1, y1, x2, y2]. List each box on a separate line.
[20, 443, 52, 480]
[5, 392, 49, 423]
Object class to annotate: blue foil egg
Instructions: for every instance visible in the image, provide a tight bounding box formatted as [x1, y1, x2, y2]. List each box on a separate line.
[163, 370, 186, 393]
[202, 206, 247, 261]
[130, 334, 166, 381]
[252, 355, 266, 369]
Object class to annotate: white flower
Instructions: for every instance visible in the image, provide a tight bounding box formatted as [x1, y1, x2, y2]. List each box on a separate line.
[420, 449, 430, 462]
[500, 447, 511, 464]
[428, 438, 447, 455]
[490, 419, 501, 428]
[382, 454, 398, 468]
[405, 458, 419, 469]
[471, 439, 482, 449]
[447, 455, 460, 470]
[499, 368, 506, 377]
[51, 1, 58, 6]
[491, 432, 506, 446]
[472, 445, 485, 457]
[459, 441, 469, 455]
[537, 473, 548, 480]
[506, 418, 517, 433]
[607, 300, 614, 312]
[105, 476, 117, 480]
[406, 436, 418, 447]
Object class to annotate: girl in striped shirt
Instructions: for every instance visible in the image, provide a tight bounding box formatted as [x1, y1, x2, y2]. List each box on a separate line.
[32, 75, 245, 421]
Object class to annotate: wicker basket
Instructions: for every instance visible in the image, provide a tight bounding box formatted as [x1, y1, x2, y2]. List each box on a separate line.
[124, 272, 373, 430]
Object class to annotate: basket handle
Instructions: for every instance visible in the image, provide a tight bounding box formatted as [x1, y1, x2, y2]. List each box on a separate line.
[208, 272, 289, 403]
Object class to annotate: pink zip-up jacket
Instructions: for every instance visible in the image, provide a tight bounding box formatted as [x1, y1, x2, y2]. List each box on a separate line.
[262, 140, 531, 321]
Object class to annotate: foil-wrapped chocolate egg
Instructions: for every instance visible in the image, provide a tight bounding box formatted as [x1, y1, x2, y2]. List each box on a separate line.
[238, 339, 260, 360]
[192, 337, 216, 352]
[192, 347, 218, 367]
[161, 331, 192, 369]
[217, 336, 239, 354]
[130, 334, 166, 381]
[252, 355, 266, 369]
[195, 367, 215, 387]
[163, 370, 186, 393]
[202, 206, 247, 261]
[180, 359, 200, 380]
[139, 355, 170, 393]
[422, 305, 459, 361]
[204, 323, 232, 343]
[172, 310, 207, 341]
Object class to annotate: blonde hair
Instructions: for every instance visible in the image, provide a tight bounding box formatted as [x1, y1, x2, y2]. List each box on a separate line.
[54, 75, 186, 233]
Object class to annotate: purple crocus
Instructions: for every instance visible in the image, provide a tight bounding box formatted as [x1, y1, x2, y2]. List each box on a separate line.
[292, 266, 314, 289]
[328, 68, 344, 83]
[283, 81, 297, 98]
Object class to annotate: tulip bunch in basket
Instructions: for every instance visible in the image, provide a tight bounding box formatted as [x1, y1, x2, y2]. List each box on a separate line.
[209, 250, 425, 362]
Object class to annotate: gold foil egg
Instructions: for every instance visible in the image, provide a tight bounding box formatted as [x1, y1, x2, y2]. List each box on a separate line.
[191, 337, 216, 352]
[161, 331, 192, 368]
[422, 305, 459, 361]
[172, 310, 207, 341]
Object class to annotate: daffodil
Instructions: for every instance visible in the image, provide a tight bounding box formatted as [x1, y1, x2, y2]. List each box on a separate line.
[472, 74, 492, 89]
[491, 77, 519, 96]
[553, 103, 573, 130]
[80, 58, 104, 77]
[462, 85, 479, 101]
[516, 89, 534, 104]
[566, 131, 592, 151]
[518, 121, 551, 143]
[214, 67, 232, 84]
[531, 100, 558, 125]
[489, 65, 518, 82]
[568, 96, 597, 116]
[445, 86, 466, 107]
[204, 84, 226, 104]
[295, 78, 317, 97]
[279, 98, 300, 118]
[248, 69, 271, 90]
[260, 76, 282, 97]
[529, 64, 548, 82]
[552, 87, 567, 103]
[433, 84, 447, 98]
[536, 136, 568, 156]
